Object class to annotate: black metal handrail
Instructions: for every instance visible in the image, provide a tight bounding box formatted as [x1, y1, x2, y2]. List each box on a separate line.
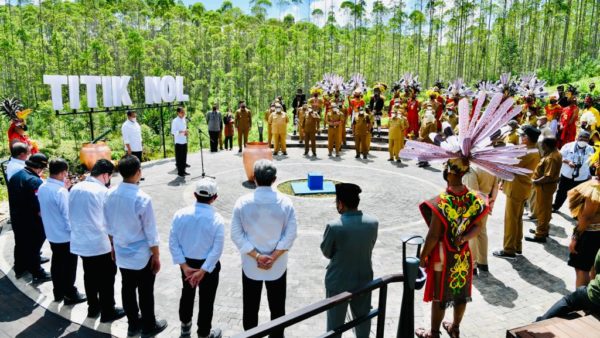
[232, 273, 404, 338]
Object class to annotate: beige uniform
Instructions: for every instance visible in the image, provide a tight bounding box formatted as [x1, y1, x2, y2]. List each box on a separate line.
[502, 147, 541, 254]
[325, 110, 344, 155]
[505, 131, 520, 145]
[303, 112, 320, 155]
[235, 108, 252, 149]
[353, 113, 371, 156]
[388, 114, 408, 160]
[532, 149, 562, 237]
[297, 107, 306, 142]
[463, 167, 498, 266]
[269, 112, 288, 154]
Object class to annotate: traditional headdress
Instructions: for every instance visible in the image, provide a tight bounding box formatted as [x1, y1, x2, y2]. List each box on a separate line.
[345, 74, 367, 96]
[392, 73, 421, 94]
[401, 92, 536, 180]
[492, 73, 519, 97]
[566, 84, 579, 96]
[517, 74, 548, 99]
[373, 82, 388, 93]
[1, 98, 31, 123]
[319, 73, 346, 94]
[445, 78, 474, 99]
[475, 80, 496, 98]
[310, 86, 323, 96]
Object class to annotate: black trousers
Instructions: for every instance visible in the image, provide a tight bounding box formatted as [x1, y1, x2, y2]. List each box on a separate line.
[120, 258, 156, 331]
[12, 219, 45, 276]
[224, 136, 233, 150]
[131, 151, 143, 162]
[537, 286, 600, 321]
[175, 143, 188, 176]
[179, 259, 220, 336]
[49, 242, 78, 299]
[242, 271, 286, 338]
[81, 253, 117, 315]
[209, 131, 220, 152]
[553, 175, 587, 210]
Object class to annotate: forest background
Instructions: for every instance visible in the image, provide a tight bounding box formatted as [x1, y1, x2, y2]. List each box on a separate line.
[0, 0, 599, 175]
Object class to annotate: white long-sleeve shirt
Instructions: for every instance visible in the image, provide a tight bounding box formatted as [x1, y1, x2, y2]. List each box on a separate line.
[38, 178, 71, 244]
[122, 119, 143, 152]
[560, 141, 594, 181]
[169, 203, 224, 273]
[231, 186, 298, 281]
[104, 183, 160, 270]
[6, 157, 25, 181]
[68, 176, 112, 257]
[171, 116, 188, 144]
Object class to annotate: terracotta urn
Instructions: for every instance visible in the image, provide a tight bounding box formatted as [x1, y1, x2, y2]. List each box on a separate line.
[80, 142, 112, 171]
[242, 142, 273, 182]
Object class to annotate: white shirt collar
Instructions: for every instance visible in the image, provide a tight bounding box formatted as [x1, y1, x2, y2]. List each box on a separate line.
[47, 177, 65, 187]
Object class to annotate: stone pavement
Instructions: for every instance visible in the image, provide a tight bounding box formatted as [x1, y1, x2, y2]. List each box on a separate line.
[0, 147, 581, 338]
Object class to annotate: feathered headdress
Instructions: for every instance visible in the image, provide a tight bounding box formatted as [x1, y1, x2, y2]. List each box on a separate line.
[392, 73, 421, 94]
[345, 74, 367, 96]
[319, 73, 346, 94]
[373, 82, 388, 92]
[445, 78, 474, 98]
[517, 74, 548, 99]
[401, 91, 536, 180]
[493, 73, 519, 97]
[1, 98, 28, 121]
[310, 86, 324, 96]
[475, 80, 496, 98]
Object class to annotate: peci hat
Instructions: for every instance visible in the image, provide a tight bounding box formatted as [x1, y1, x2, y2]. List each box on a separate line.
[25, 153, 48, 169]
[335, 183, 361, 201]
[195, 178, 218, 198]
[518, 125, 541, 143]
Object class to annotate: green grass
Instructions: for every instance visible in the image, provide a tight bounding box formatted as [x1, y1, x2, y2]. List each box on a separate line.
[277, 179, 341, 198]
[545, 76, 600, 95]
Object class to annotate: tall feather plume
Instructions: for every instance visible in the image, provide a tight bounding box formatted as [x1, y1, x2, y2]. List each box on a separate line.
[457, 97, 472, 156]
[1, 98, 23, 120]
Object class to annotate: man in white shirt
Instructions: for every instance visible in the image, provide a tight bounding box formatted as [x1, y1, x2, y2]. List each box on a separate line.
[69, 159, 125, 322]
[6, 141, 29, 181]
[122, 110, 143, 160]
[105, 155, 167, 337]
[38, 158, 86, 305]
[553, 131, 594, 211]
[169, 178, 224, 338]
[171, 106, 190, 177]
[231, 160, 297, 338]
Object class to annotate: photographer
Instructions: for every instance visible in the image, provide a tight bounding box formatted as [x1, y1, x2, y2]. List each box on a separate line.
[552, 131, 594, 212]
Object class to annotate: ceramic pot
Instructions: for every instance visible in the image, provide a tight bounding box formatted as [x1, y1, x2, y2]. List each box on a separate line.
[242, 142, 273, 181]
[80, 142, 112, 171]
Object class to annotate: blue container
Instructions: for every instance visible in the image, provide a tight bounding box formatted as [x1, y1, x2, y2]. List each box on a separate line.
[307, 172, 324, 190]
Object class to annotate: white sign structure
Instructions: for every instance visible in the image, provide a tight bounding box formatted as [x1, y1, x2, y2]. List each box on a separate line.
[43, 75, 189, 111]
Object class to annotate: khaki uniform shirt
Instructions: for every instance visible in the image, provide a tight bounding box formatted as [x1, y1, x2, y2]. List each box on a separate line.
[532, 149, 562, 182]
[304, 112, 320, 133]
[388, 115, 408, 138]
[353, 113, 371, 135]
[235, 109, 252, 130]
[269, 112, 288, 134]
[298, 108, 306, 125]
[505, 131, 520, 145]
[325, 111, 343, 128]
[503, 146, 541, 200]
[463, 167, 497, 196]
[419, 122, 437, 143]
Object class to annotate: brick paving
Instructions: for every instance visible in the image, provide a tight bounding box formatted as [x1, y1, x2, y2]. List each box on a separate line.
[0, 147, 582, 337]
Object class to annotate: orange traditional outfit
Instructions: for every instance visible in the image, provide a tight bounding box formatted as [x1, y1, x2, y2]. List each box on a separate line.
[406, 98, 420, 137]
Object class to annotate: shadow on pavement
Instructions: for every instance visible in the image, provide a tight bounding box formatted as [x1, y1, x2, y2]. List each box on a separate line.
[542, 237, 569, 263]
[509, 256, 571, 296]
[473, 271, 518, 308]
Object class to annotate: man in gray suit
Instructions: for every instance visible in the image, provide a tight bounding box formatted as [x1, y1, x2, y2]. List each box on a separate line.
[320, 183, 379, 338]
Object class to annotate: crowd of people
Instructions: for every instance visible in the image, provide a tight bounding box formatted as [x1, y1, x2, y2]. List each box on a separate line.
[2, 72, 600, 338]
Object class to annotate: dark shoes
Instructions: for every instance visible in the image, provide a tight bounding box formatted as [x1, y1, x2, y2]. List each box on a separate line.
[525, 236, 547, 243]
[100, 307, 126, 323]
[40, 256, 50, 264]
[492, 250, 516, 260]
[87, 307, 101, 318]
[199, 328, 223, 338]
[186, 164, 191, 168]
[363, 155, 367, 159]
[355, 154, 360, 158]
[64, 292, 87, 305]
[141, 319, 168, 338]
[282, 152, 287, 156]
[477, 264, 489, 272]
[32, 270, 52, 283]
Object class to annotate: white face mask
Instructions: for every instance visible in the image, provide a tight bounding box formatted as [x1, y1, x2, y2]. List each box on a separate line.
[577, 141, 588, 148]
[130, 117, 137, 123]
[276, 108, 282, 113]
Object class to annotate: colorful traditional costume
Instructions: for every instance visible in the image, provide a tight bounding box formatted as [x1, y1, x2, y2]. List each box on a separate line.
[559, 86, 580, 148]
[1, 98, 38, 154]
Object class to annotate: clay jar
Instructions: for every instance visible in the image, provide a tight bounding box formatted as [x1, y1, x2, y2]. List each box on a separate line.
[242, 142, 273, 182]
[80, 142, 112, 171]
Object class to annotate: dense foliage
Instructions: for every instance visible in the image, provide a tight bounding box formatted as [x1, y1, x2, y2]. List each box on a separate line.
[0, 0, 598, 164]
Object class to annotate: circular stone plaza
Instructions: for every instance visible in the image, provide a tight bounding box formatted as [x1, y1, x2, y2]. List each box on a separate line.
[0, 147, 580, 338]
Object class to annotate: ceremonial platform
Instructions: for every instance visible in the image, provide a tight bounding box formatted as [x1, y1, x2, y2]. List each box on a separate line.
[0, 148, 583, 337]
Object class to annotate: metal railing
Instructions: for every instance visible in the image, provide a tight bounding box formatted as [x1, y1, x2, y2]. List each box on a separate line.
[233, 274, 404, 338]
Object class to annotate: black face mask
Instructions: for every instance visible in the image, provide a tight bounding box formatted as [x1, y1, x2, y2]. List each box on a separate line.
[105, 179, 111, 188]
[21, 125, 28, 131]
[443, 169, 449, 182]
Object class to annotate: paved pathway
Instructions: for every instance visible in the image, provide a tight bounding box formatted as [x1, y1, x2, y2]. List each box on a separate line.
[0, 147, 581, 337]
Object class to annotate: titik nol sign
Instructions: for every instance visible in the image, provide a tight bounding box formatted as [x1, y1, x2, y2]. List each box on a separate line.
[43, 75, 190, 111]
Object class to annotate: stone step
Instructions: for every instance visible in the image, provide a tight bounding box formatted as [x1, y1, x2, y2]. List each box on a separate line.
[283, 135, 391, 152]
[289, 130, 391, 142]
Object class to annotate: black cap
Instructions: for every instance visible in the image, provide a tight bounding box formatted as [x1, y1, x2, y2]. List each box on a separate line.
[335, 183, 362, 206]
[25, 153, 48, 169]
[519, 125, 541, 143]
